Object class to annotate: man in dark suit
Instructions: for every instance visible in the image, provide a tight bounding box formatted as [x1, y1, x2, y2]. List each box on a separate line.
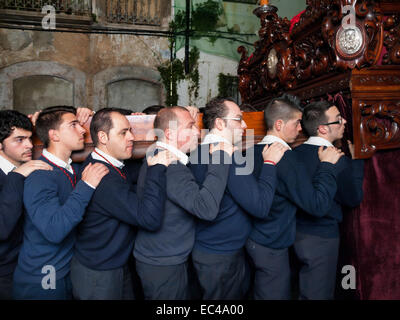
[0, 110, 52, 299]
[293, 100, 364, 299]
[246, 95, 344, 300]
[71, 108, 172, 300]
[134, 106, 234, 300]
[188, 97, 287, 300]
[14, 106, 109, 300]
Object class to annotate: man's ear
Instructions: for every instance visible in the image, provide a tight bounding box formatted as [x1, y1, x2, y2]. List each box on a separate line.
[48, 129, 60, 143]
[318, 125, 328, 135]
[275, 119, 283, 132]
[214, 118, 225, 131]
[0, 142, 3, 151]
[97, 131, 109, 145]
[164, 128, 173, 142]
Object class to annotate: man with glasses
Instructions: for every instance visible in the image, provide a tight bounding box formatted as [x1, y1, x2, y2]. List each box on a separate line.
[293, 100, 364, 299]
[134, 106, 235, 300]
[246, 94, 344, 300]
[189, 97, 287, 299]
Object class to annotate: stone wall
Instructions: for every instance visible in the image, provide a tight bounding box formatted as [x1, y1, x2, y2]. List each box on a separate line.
[0, 0, 171, 113]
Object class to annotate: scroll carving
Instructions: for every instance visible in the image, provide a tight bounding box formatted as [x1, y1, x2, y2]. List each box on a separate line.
[238, 0, 400, 158]
[238, 0, 390, 106]
[357, 101, 400, 157]
[383, 15, 400, 65]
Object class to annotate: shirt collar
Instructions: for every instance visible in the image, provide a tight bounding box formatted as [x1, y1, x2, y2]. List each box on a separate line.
[91, 148, 125, 169]
[303, 136, 334, 147]
[258, 135, 292, 150]
[42, 149, 74, 174]
[0, 155, 16, 175]
[201, 133, 231, 145]
[156, 141, 189, 165]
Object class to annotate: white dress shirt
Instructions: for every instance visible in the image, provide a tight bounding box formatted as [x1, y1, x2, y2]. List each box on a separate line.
[201, 133, 231, 145]
[91, 148, 124, 169]
[43, 149, 95, 189]
[258, 135, 292, 150]
[42, 149, 74, 174]
[0, 154, 16, 175]
[303, 136, 334, 147]
[156, 141, 189, 165]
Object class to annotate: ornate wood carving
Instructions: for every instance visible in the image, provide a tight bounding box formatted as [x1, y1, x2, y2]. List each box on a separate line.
[238, 0, 389, 106]
[357, 101, 400, 157]
[351, 66, 400, 158]
[383, 14, 400, 65]
[238, 0, 400, 158]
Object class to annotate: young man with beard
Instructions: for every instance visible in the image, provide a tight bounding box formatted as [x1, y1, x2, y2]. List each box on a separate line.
[13, 106, 109, 300]
[0, 110, 52, 299]
[134, 106, 234, 300]
[70, 108, 173, 300]
[246, 95, 344, 300]
[293, 100, 364, 300]
[188, 97, 287, 299]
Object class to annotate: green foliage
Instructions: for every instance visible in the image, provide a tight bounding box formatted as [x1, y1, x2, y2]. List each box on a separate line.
[192, 0, 223, 43]
[218, 73, 239, 98]
[192, 0, 223, 32]
[158, 59, 185, 107]
[187, 47, 200, 104]
[170, 10, 186, 32]
[159, 1, 223, 105]
[158, 47, 200, 107]
[172, 0, 223, 43]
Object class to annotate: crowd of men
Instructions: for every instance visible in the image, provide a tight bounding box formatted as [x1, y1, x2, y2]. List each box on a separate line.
[0, 94, 364, 300]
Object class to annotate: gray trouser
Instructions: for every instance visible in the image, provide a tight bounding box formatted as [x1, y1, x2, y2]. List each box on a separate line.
[0, 273, 13, 300]
[70, 256, 134, 300]
[294, 232, 340, 300]
[191, 248, 250, 300]
[135, 260, 190, 300]
[245, 238, 291, 300]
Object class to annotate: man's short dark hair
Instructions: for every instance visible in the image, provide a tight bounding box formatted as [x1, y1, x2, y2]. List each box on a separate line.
[153, 106, 188, 139]
[0, 110, 32, 144]
[112, 108, 133, 116]
[203, 97, 236, 130]
[90, 108, 128, 147]
[35, 106, 76, 148]
[143, 105, 165, 115]
[301, 100, 332, 136]
[264, 94, 302, 130]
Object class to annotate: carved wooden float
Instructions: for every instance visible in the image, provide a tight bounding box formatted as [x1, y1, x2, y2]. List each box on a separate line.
[235, 0, 400, 301]
[237, 0, 400, 159]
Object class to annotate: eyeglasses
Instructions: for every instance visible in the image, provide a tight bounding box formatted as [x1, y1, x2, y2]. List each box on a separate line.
[221, 116, 243, 122]
[322, 117, 343, 126]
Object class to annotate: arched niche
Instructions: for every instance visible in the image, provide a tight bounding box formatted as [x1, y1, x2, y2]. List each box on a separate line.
[13, 75, 73, 115]
[0, 61, 86, 111]
[107, 78, 161, 112]
[93, 65, 163, 112]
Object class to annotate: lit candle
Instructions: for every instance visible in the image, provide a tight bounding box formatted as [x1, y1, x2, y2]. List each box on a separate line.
[260, 0, 269, 5]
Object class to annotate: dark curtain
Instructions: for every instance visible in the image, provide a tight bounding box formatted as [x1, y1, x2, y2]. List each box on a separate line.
[333, 93, 400, 300]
